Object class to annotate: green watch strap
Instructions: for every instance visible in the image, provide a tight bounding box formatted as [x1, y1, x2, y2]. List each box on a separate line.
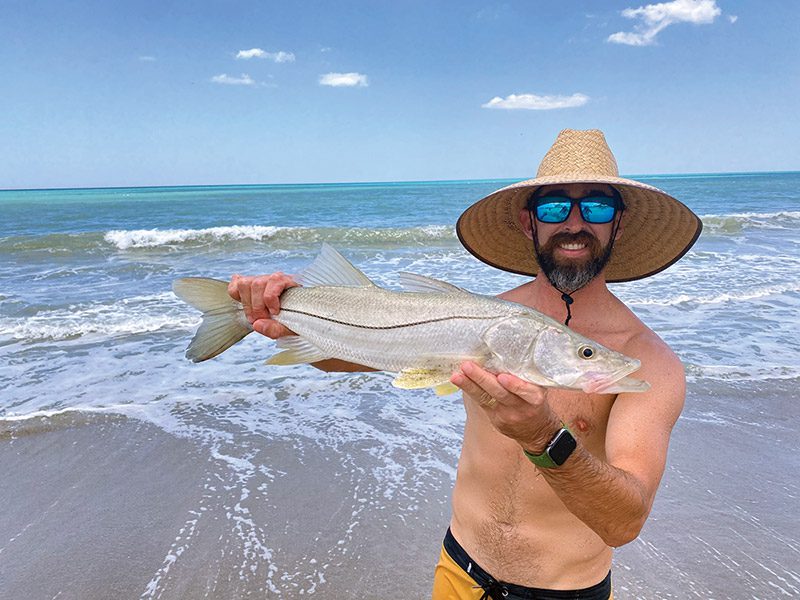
[523, 423, 574, 469]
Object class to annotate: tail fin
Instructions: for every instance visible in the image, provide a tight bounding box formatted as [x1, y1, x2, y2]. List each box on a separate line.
[172, 277, 253, 362]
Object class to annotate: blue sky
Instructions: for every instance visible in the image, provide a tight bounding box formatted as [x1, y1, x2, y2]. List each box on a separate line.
[1, 0, 798, 188]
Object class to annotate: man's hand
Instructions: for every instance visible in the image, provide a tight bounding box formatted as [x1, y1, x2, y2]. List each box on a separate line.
[451, 361, 562, 454]
[228, 272, 298, 339]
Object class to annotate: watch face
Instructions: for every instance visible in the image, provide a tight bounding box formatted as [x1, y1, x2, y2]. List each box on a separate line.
[548, 429, 577, 466]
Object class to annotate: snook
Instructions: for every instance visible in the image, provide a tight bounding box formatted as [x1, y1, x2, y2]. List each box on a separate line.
[173, 244, 649, 395]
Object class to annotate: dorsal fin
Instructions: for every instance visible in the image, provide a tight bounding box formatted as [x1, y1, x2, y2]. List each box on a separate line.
[295, 243, 375, 288]
[397, 272, 467, 294]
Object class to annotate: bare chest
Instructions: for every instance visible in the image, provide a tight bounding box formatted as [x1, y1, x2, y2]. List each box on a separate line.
[452, 390, 616, 583]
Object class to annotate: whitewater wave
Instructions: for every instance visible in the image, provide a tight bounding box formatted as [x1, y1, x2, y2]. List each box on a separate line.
[627, 282, 800, 307]
[700, 211, 800, 235]
[105, 224, 456, 249]
[0, 293, 199, 342]
[104, 226, 286, 249]
[0, 225, 457, 253]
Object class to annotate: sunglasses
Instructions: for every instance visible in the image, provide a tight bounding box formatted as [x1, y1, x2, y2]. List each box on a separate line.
[528, 192, 624, 224]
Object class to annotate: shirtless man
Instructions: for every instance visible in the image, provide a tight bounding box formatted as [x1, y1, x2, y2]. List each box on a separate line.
[228, 130, 702, 599]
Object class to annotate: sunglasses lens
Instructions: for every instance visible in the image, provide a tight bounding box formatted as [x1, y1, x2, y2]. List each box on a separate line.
[580, 198, 617, 223]
[536, 200, 572, 223]
[533, 194, 620, 223]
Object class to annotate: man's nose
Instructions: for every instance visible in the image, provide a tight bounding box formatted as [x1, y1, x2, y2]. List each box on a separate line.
[561, 203, 585, 231]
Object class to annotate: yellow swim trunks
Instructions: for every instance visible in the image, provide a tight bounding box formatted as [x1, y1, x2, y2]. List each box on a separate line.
[432, 528, 613, 600]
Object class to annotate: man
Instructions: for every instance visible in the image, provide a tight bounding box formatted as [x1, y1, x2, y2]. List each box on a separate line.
[229, 129, 702, 599]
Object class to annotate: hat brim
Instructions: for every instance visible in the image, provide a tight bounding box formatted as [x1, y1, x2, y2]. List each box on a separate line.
[456, 175, 703, 282]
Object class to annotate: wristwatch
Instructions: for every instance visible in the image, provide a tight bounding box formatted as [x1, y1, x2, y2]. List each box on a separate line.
[523, 423, 577, 468]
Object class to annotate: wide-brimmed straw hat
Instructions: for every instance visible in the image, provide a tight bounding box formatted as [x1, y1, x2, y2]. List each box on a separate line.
[456, 129, 702, 282]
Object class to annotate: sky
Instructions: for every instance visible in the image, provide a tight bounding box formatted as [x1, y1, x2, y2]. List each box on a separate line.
[1, 0, 799, 188]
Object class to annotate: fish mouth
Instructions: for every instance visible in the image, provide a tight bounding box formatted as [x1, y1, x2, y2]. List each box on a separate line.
[579, 360, 642, 395]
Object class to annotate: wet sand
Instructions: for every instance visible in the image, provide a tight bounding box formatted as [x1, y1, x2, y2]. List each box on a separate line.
[1, 381, 798, 599]
[0, 411, 450, 599]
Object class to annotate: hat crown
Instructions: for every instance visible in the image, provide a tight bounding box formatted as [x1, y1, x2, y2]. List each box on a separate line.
[536, 129, 619, 178]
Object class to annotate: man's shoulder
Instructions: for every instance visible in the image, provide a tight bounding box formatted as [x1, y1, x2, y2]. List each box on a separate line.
[624, 321, 679, 364]
[622, 325, 685, 397]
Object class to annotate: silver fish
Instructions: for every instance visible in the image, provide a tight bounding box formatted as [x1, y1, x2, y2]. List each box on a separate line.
[173, 244, 649, 395]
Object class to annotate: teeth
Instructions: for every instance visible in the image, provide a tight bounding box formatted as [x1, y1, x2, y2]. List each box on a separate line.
[560, 243, 585, 250]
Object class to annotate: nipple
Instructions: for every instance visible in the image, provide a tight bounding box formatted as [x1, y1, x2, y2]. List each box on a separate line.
[574, 418, 590, 433]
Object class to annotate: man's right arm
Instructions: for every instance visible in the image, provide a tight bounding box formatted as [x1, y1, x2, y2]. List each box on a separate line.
[227, 272, 372, 373]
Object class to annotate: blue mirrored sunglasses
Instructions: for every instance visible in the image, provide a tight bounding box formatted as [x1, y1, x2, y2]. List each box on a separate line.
[528, 194, 624, 224]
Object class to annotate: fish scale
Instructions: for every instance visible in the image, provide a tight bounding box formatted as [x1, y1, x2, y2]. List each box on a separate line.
[275, 285, 523, 373]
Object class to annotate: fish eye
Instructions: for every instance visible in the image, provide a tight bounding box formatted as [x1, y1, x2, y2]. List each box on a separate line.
[578, 345, 595, 360]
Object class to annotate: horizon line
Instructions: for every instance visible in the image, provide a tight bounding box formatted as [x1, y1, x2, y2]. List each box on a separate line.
[2, 169, 799, 193]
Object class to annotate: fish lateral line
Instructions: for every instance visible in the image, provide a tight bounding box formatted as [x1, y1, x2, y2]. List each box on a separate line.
[278, 307, 507, 331]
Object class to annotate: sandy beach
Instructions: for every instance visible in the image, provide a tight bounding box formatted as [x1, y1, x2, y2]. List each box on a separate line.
[0, 410, 451, 599]
[2, 376, 797, 599]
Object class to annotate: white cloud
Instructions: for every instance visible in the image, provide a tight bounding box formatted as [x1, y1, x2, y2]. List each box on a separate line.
[138, 55, 156, 62]
[482, 93, 589, 110]
[236, 48, 295, 63]
[608, 0, 722, 46]
[211, 73, 256, 86]
[728, 15, 738, 24]
[319, 72, 369, 87]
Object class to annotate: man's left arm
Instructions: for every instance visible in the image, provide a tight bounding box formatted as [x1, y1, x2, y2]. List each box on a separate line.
[451, 342, 685, 548]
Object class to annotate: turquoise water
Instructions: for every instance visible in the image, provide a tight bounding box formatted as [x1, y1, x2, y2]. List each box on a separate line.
[2, 172, 799, 379]
[1, 173, 799, 597]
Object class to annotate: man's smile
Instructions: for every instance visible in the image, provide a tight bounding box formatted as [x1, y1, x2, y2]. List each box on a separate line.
[559, 242, 587, 251]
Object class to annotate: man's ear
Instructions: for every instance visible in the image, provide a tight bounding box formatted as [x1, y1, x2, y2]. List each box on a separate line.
[519, 208, 534, 240]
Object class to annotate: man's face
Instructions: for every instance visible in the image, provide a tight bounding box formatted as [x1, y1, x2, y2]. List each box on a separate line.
[519, 183, 622, 292]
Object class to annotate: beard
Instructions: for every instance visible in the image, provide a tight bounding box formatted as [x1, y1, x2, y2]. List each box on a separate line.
[535, 230, 614, 294]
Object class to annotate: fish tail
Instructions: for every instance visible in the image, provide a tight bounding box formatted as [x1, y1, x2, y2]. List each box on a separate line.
[172, 277, 253, 362]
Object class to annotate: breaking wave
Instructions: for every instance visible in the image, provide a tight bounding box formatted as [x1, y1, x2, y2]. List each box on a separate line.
[0, 225, 457, 253]
[627, 282, 800, 307]
[0, 293, 198, 342]
[699, 211, 800, 235]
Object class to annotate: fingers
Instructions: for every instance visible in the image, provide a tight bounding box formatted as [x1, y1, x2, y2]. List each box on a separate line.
[237, 277, 254, 322]
[496, 372, 547, 407]
[451, 362, 547, 411]
[264, 273, 297, 316]
[455, 362, 515, 407]
[228, 275, 242, 301]
[253, 319, 296, 340]
[228, 272, 300, 336]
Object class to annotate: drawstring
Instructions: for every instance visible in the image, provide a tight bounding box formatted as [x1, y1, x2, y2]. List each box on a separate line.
[474, 578, 509, 600]
[529, 210, 575, 327]
[560, 292, 574, 327]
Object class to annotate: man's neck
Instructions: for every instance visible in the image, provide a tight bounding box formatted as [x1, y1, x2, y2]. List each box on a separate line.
[527, 273, 615, 325]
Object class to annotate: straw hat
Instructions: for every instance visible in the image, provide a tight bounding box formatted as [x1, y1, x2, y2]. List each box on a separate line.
[456, 129, 703, 282]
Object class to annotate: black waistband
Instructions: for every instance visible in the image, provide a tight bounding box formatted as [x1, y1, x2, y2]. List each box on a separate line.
[443, 528, 611, 600]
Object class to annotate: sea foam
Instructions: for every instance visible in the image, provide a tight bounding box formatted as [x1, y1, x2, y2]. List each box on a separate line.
[0, 293, 198, 341]
[101, 225, 456, 250]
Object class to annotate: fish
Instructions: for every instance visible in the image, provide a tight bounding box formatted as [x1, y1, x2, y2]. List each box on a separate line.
[172, 244, 650, 396]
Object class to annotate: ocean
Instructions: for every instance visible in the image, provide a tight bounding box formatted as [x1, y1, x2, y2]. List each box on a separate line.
[1, 173, 798, 599]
